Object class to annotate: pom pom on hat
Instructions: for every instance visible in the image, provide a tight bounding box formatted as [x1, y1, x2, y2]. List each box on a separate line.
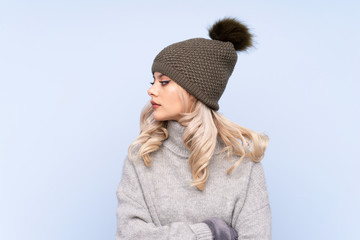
[209, 17, 253, 51]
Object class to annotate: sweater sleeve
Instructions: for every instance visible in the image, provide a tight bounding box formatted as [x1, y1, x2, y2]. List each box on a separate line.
[233, 162, 272, 240]
[115, 156, 213, 240]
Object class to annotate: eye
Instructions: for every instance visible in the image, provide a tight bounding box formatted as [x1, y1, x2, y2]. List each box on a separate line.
[159, 80, 170, 86]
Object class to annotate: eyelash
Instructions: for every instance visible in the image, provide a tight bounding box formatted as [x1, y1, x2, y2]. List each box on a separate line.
[150, 80, 171, 86]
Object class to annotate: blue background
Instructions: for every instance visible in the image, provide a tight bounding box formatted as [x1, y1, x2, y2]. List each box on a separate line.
[1, 0, 359, 239]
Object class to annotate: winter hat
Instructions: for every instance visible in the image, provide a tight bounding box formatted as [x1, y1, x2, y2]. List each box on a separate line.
[151, 17, 253, 111]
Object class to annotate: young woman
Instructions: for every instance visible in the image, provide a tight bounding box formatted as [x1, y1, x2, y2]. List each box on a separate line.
[116, 18, 271, 240]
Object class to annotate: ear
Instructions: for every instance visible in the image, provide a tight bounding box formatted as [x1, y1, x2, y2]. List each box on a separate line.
[189, 94, 197, 102]
[188, 97, 198, 113]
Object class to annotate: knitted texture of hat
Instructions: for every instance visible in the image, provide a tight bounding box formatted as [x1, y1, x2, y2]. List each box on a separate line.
[151, 18, 252, 111]
[152, 38, 236, 110]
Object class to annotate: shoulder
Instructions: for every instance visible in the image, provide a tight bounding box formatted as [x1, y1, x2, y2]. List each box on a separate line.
[238, 159, 267, 187]
[117, 154, 147, 196]
[119, 145, 147, 183]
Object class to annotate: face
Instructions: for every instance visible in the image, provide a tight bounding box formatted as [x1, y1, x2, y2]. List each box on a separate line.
[148, 72, 194, 121]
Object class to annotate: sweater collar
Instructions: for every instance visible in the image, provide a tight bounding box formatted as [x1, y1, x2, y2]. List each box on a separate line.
[162, 120, 224, 158]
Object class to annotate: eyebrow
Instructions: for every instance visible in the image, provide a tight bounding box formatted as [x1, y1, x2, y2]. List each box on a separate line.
[153, 73, 166, 79]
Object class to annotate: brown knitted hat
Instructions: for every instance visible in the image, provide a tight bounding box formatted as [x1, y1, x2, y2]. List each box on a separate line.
[151, 18, 253, 111]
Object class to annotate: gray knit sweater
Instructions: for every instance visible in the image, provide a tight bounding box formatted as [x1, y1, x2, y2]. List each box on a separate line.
[116, 121, 271, 240]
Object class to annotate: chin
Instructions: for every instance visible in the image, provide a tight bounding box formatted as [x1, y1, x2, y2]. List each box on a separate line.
[153, 113, 168, 122]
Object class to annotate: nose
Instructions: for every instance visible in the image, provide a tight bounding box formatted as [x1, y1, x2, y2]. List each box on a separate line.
[147, 82, 159, 97]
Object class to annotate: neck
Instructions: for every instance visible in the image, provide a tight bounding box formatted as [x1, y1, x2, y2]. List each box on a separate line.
[162, 120, 224, 158]
[163, 121, 190, 157]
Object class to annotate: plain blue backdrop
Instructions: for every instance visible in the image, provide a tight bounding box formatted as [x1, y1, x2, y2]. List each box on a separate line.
[1, 0, 359, 239]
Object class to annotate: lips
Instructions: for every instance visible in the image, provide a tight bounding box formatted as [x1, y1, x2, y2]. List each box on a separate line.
[151, 100, 161, 109]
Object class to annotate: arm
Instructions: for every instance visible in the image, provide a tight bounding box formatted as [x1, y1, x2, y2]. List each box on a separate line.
[233, 162, 272, 240]
[116, 156, 213, 240]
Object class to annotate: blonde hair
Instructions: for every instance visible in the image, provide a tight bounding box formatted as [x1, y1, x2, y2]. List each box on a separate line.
[129, 94, 268, 191]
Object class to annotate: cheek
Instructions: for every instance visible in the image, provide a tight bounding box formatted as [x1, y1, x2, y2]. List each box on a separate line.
[165, 87, 183, 111]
